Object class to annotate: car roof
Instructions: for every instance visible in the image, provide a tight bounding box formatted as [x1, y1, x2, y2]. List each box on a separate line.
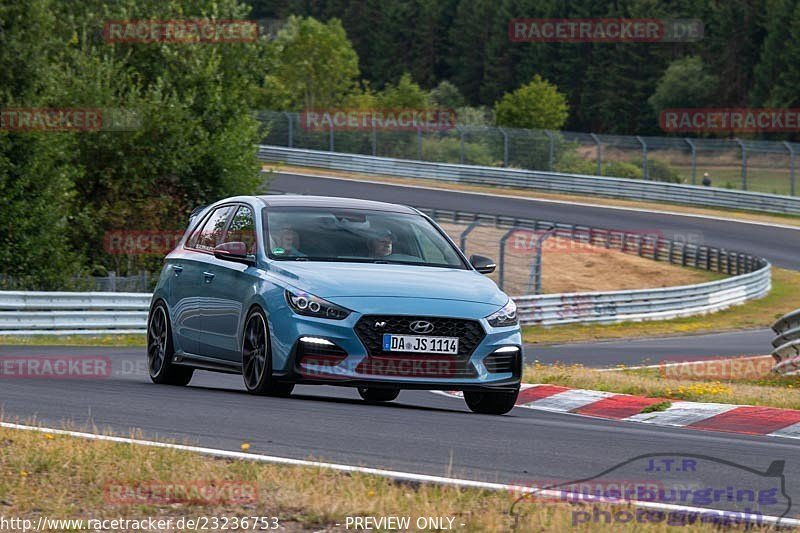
[256, 195, 418, 214]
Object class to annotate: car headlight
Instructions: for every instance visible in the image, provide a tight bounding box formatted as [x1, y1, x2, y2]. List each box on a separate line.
[486, 299, 518, 327]
[285, 289, 351, 320]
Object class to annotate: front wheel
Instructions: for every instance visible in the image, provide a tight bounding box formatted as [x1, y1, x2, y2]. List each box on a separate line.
[358, 387, 400, 403]
[464, 388, 519, 415]
[242, 308, 293, 397]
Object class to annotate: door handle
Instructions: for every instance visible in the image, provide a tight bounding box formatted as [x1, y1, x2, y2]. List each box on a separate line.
[203, 271, 215, 283]
[173, 265, 183, 276]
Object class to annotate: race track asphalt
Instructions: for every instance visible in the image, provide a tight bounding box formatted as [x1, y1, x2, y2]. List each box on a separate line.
[0, 345, 797, 518]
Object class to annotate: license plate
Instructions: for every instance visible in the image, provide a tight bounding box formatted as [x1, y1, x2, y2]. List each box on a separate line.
[382, 334, 459, 354]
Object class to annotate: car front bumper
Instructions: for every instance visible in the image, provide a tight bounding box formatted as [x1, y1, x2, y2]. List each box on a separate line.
[269, 300, 523, 391]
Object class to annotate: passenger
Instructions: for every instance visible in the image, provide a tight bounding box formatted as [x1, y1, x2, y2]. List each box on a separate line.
[275, 228, 306, 256]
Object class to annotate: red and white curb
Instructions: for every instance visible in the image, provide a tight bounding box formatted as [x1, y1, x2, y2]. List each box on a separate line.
[433, 384, 800, 440]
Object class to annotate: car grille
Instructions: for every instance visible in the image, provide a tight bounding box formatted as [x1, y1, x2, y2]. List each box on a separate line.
[354, 315, 485, 379]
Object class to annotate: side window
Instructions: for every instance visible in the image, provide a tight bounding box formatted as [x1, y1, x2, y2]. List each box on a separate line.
[187, 206, 235, 251]
[223, 206, 257, 254]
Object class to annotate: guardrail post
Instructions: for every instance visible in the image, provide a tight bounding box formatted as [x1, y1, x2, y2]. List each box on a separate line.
[499, 127, 508, 167]
[735, 138, 747, 190]
[329, 121, 335, 152]
[685, 138, 696, 184]
[371, 118, 377, 156]
[458, 126, 465, 165]
[417, 127, 423, 160]
[636, 136, 648, 179]
[544, 130, 555, 170]
[784, 141, 795, 196]
[590, 133, 602, 174]
[459, 219, 482, 252]
[109, 271, 116, 292]
[498, 227, 517, 291]
[283, 112, 293, 148]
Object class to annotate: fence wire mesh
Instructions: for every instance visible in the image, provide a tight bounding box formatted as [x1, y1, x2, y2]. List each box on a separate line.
[258, 111, 799, 196]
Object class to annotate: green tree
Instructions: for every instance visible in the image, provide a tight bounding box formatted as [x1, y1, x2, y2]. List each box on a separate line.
[494, 75, 568, 129]
[270, 16, 359, 109]
[648, 56, 719, 113]
[377, 73, 431, 108]
[429, 80, 465, 108]
[0, 0, 84, 288]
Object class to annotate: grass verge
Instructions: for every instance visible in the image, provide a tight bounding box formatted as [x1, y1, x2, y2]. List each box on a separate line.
[522, 267, 799, 345]
[0, 425, 754, 531]
[0, 334, 146, 347]
[523, 359, 799, 410]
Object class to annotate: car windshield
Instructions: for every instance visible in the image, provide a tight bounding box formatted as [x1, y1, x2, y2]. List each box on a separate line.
[264, 206, 466, 269]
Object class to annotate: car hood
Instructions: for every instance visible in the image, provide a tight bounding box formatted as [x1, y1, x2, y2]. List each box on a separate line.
[267, 261, 507, 306]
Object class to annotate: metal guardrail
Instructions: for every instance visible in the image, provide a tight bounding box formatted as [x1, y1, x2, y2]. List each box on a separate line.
[771, 309, 800, 376]
[0, 207, 772, 333]
[259, 146, 800, 215]
[424, 209, 771, 326]
[0, 291, 150, 335]
[258, 110, 800, 195]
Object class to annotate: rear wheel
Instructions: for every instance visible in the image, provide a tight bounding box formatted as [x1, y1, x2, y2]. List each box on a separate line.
[147, 302, 193, 386]
[464, 388, 519, 415]
[242, 309, 294, 397]
[358, 387, 400, 403]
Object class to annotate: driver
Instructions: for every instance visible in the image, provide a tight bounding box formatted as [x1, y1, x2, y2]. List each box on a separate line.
[367, 229, 393, 258]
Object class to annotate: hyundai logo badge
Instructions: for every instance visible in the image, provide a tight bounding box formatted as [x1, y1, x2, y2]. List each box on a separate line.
[409, 320, 435, 334]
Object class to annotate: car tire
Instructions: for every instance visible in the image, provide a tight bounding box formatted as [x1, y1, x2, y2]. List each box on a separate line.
[357, 387, 400, 403]
[464, 388, 519, 415]
[147, 301, 194, 386]
[241, 308, 292, 396]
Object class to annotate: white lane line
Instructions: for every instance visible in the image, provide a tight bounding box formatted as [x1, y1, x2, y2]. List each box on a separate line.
[768, 422, 800, 439]
[1, 421, 796, 527]
[519, 388, 613, 412]
[625, 401, 739, 426]
[274, 170, 800, 232]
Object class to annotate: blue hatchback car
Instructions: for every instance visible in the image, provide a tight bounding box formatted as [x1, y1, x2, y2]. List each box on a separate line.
[147, 195, 522, 414]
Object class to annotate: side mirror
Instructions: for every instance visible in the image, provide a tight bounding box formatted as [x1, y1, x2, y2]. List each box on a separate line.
[469, 254, 496, 274]
[214, 242, 255, 266]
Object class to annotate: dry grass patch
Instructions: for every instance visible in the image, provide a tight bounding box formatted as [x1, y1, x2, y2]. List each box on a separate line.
[523, 360, 800, 410]
[0, 425, 760, 531]
[436, 222, 721, 295]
